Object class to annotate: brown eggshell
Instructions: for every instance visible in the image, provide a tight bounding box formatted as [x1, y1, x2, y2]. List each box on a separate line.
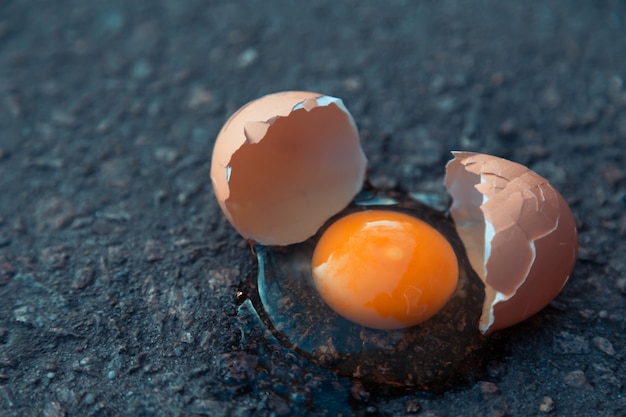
[445, 152, 578, 333]
[210, 91, 367, 246]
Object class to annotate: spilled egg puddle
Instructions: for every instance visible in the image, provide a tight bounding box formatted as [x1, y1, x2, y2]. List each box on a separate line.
[213, 90, 578, 394]
[238, 188, 491, 393]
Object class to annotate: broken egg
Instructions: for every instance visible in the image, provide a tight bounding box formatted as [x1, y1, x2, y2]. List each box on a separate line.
[210, 91, 367, 246]
[445, 152, 578, 333]
[211, 91, 579, 391]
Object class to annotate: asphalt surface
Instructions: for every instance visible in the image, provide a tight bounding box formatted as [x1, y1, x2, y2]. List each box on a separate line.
[1, 1, 625, 416]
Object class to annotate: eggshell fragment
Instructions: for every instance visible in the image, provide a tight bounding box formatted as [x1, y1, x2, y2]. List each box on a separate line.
[445, 152, 578, 333]
[211, 91, 367, 246]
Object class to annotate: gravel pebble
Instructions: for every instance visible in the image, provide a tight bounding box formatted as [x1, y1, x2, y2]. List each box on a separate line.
[154, 147, 179, 165]
[592, 336, 617, 357]
[350, 380, 370, 402]
[144, 239, 167, 262]
[35, 198, 76, 231]
[40, 246, 70, 271]
[479, 381, 501, 397]
[563, 370, 593, 390]
[43, 401, 66, 417]
[553, 331, 590, 354]
[406, 399, 421, 414]
[72, 266, 95, 289]
[539, 396, 555, 413]
[83, 393, 96, 405]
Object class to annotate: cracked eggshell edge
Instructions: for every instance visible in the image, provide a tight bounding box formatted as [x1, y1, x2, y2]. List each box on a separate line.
[445, 151, 578, 334]
[210, 91, 367, 246]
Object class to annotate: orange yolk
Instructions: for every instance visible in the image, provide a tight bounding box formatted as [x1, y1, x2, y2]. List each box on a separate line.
[312, 210, 459, 329]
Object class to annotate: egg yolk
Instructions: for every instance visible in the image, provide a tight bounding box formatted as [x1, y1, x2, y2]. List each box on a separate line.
[311, 210, 459, 329]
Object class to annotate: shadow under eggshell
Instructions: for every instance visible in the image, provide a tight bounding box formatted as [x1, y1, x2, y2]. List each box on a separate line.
[445, 151, 578, 333]
[210, 91, 367, 246]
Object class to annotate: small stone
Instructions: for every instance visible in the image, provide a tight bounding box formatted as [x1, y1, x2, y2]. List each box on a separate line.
[480, 381, 501, 396]
[36, 197, 75, 230]
[187, 87, 213, 109]
[553, 331, 590, 354]
[436, 95, 457, 113]
[175, 179, 202, 206]
[154, 147, 179, 165]
[181, 332, 194, 344]
[343, 76, 363, 92]
[144, 239, 166, 262]
[365, 406, 378, 414]
[350, 381, 370, 402]
[132, 59, 153, 79]
[208, 268, 240, 293]
[368, 173, 397, 190]
[74, 356, 99, 374]
[236, 48, 258, 68]
[578, 309, 596, 320]
[539, 396, 555, 413]
[70, 216, 93, 229]
[189, 365, 211, 378]
[40, 246, 70, 271]
[153, 189, 167, 205]
[563, 370, 592, 390]
[14, 305, 40, 327]
[496, 119, 518, 139]
[405, 399, 421, 414]
[113, 269, 129, 282]
[592, 336, 616, 357]
[51, 110, 76, 127]
[71, 267, 95, 289]
[107, 245, 128, 265]
[44, 360, 58, 372]
[95, 207, 131, 221]
[43, 401, 66, 417]
[83, 392, 96, 405]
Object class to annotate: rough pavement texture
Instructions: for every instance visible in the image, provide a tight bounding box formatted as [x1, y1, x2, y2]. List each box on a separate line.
[1, 1, 625, 416]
